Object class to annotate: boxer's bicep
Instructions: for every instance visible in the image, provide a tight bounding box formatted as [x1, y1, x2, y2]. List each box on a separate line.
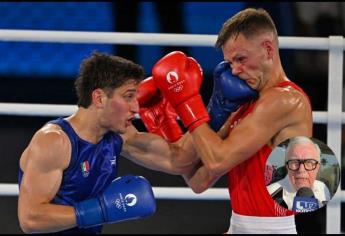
[19, 129, 70, 212]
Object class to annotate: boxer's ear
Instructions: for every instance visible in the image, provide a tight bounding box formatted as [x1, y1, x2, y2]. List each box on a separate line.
[92, 88, 107, 108]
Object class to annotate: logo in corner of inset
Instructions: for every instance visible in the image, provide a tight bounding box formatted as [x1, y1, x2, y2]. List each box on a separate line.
[80, 160, 90, 177]
[124, 193, 137, 207]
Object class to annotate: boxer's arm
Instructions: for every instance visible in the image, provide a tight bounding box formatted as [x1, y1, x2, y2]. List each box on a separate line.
[182, 117, 232, 193]
[182, 161, 221, 193]
[18, 125, 74, 233]
[191, 88, 312, 177]
[217, 115, 233, 139]
[121, 125, 199, 175]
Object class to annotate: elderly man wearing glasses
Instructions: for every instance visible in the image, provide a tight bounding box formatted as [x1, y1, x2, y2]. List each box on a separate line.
[267, 136, 331, 211]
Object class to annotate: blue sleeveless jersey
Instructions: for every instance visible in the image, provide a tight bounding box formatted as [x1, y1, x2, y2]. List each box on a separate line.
[18, 117, 123, 234]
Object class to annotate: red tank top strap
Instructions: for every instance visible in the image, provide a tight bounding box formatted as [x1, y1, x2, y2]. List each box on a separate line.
[230, 100, 256, 123]
[276, 81, 303, 93]
[276, 80, 311, 107]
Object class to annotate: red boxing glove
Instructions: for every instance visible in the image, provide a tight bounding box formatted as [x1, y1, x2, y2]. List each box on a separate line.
[152, 51, 209, 132]
[137, 76, 183, 142]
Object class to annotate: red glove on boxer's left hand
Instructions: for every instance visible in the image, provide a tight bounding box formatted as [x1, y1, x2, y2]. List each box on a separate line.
[152, 51, 209, 132]
[137, 76, 183, 142]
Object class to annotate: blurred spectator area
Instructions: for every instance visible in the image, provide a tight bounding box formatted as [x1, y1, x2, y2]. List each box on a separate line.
[0, 2, 245, 79]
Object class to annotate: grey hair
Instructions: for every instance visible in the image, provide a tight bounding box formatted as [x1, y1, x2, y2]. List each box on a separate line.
[285, 136, 321, 162]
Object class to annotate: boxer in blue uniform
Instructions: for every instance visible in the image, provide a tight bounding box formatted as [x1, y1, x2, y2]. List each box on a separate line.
[17, 51, 198, 234]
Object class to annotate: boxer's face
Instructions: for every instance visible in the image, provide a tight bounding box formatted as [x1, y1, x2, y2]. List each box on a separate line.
[286, 142, 320, 190]
[222, 33, 273, 92]
[98, 79, 139, 134]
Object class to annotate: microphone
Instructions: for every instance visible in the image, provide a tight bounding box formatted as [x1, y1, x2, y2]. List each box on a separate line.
[292, 187, 319, 213]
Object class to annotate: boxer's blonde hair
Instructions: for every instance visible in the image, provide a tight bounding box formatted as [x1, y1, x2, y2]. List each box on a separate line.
[215, 8, 278, 49]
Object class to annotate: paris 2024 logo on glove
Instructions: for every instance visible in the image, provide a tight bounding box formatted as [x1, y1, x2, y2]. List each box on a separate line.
[166, 71, 184, 93]
[114, 193, 138, 212]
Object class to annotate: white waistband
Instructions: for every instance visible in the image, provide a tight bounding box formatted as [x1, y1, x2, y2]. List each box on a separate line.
[227, 211, 297, 234]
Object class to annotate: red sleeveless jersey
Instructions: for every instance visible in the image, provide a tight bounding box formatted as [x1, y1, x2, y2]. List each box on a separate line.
[227, 81, 311, 216]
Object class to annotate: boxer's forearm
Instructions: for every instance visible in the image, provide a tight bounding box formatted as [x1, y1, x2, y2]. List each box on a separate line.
[183, 163, 220, 194]
[19, 203, 76, 234]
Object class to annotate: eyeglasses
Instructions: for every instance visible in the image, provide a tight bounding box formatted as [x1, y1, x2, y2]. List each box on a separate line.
[286, 159, 319, 171]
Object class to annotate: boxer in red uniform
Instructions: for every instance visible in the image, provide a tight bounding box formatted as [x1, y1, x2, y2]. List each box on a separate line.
[151, 8, 312, 234]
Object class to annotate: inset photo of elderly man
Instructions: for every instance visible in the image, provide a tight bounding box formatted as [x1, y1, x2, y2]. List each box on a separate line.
[265, 136, 340, 214]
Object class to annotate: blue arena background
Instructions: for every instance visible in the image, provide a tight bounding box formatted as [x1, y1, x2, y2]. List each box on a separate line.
[0, 2, 244, 79]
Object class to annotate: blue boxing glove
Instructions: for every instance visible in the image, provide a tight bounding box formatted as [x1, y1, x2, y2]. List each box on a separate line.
[74, 175, 156, 228]
[207, 61, 258, 131]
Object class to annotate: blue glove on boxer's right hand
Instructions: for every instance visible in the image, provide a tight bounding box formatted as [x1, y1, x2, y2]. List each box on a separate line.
[207, 61, 258, 132]
[74, 175, 156, 228]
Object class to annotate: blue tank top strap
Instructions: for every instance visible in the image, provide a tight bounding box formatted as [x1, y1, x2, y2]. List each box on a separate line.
[48, 117, 75, 135]
[47, 117, 78, 170]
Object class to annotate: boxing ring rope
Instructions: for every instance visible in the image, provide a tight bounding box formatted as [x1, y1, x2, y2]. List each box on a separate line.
[0, 103, 340, 124]
[0, 29, 335, 49]
[0, 184, 230, 200]
[0, 30, 343, 233]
